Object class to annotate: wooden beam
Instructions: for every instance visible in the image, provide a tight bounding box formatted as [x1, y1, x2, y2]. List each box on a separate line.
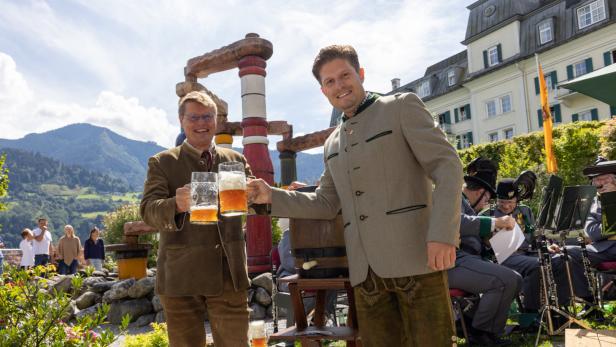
[277, 127, 335, 153]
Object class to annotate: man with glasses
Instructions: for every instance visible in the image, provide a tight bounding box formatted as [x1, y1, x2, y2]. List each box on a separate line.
[141, 90, 258, 347]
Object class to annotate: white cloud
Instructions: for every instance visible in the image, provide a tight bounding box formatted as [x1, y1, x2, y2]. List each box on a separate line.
[0, 52, 177, 148]
[0, 1, 470, 150]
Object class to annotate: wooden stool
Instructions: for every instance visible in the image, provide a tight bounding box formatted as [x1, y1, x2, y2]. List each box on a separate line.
[270, 275, 361, 346]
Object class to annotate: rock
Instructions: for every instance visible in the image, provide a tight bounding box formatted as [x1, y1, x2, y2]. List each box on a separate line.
[151, 295, 163, 312]
[155, 310, 166, 323]
[251, 273, 273, 294]
[254, 287, 272, 306]
[147, 269, 156, 277]
[92, 270, 107, 277]
[247, 288, 255, 303]
[91, 281, 115, 294]
[134, 313, 156, 327]
[128, 277, 155, 299]
[108, 271, 118, 277]
[50, 275, 74, 294]
[249, 303, 266, 320]
[75, 291, 101, 310]
[107, 298, 153, 324]
[266, 304, 273, 318]
[103, 279, 135, 303]
[76, 303, 101, 320]
[82, 276, 106, 288]
[60, 300, 78, 321]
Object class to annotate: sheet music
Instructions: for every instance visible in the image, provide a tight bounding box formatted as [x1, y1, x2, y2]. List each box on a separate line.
[489, 223, 525, 264]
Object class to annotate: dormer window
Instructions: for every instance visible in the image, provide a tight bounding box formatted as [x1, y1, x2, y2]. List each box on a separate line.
[488, 46, 499, 66]
[483, 44, 502, 69]
[577, 0, 606, 29]
[447, 70, 456, 86]
[417, 80, 431, 98]
[538, 20, 553, 45]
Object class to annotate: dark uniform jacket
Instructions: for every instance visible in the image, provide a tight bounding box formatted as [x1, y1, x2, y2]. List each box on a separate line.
[141, 142, 251, 297]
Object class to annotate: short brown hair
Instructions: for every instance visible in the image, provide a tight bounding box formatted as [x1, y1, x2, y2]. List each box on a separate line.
[178, 91, 217, 117]
[312, 45, 360, 83]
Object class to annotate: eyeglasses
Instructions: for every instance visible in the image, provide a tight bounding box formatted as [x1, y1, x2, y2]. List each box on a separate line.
[184, 113, 215, 122]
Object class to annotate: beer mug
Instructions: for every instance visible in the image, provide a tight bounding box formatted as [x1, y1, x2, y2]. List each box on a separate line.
[249, 320, 267, 347]
[190, 172, 219, 224]
[218, 161, 248, 216]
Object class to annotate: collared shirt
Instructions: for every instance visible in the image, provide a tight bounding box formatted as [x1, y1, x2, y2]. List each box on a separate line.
[183, 140, 216, 171]
[341, 92, 381, 122]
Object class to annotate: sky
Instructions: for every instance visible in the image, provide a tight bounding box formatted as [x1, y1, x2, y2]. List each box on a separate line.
[0, 0, 471, 152]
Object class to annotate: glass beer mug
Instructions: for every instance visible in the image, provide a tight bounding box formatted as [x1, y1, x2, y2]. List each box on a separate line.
[190, 172, 219, 224]
[218, 161, 248, 216]
[249, 320, 267, 347]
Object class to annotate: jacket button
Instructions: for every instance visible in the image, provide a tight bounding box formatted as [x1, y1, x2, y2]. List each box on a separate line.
[199, 160, 205, 165]
[355, 191, 363, 196]
[215, 244, 220, 249]
[359, 215, 367, 221]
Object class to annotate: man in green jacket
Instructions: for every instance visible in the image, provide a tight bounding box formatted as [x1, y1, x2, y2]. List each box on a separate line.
[141, 91, 252, 347]
[248, 45, 462, 346]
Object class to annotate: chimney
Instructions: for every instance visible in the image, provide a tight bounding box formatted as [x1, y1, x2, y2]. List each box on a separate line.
[391, 78, 401, 90]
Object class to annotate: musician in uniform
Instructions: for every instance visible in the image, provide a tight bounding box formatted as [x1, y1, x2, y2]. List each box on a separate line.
[568, 158, 616, 265]
[483, 176, 591, 313]
[447, 158, 522, 346]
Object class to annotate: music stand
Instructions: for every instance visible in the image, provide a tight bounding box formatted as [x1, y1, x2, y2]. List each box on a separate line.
[535, 185, 595, 343]
[536, 175, 564, 231]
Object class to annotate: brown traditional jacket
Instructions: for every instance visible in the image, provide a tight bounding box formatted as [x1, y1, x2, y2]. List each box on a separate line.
[141, 142, 251, 297]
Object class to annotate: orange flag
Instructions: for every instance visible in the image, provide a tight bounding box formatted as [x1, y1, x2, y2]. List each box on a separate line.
[536, 54, 558, 173]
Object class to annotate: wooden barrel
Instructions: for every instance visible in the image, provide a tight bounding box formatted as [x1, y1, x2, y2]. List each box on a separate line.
[289, 186, 348, 278]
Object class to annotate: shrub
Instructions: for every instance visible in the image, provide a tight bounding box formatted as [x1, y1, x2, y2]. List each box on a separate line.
[123, 322, 169, 347]
[0, 265, 128, 346]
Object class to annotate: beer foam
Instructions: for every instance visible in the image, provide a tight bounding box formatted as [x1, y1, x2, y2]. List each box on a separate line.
[190, 205, 217, 211]
[219, 172, 246, 190]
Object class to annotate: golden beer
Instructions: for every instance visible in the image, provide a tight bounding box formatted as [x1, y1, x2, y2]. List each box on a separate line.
[189, 205, 218, 224]
[219, 189, 247, 215]
[250, 337, 267, 347]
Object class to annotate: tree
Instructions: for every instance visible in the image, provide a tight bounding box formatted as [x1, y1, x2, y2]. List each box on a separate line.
[0, 153, 9, 211]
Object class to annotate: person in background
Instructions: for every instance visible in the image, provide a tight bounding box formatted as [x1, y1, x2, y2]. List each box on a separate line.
[57, 225, 82, 275]
[32, 218, 53, 266]
[84, 227, 105, 271]
[19, 228, 35, 270]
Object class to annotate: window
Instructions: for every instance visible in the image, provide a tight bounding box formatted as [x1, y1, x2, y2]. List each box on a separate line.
[545, 73, 555, 90]
[417, 80, 431, 98]
[461, 133, 473, 148]
[488, 46, 499, 66]
[579, 110, 593, 121]
[500, 95, 512, 114]
[448, 70, 456, 86]
[486, 100, 497, 117]
[577, 0, 606, 29]
[574, 60, 588, 77]
[504, 128, 514, 139]
[489, 132, 499, 142]
[486, 94, 513, 117]
[538, 21, 553, 45]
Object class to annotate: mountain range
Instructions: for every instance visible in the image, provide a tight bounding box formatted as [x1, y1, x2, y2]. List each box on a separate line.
[0, 123, 324, 189]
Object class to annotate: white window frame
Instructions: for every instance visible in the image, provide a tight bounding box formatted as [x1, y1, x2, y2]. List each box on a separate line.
[486, 100, 497, 117]
[538, 20, 553, 45]
[574, 60, 588, 77]
[487, 46, 499, 66]
[504, 128, 514, 140]
[579, 110, 593, 121]
[577, 0, 606, 29]
[417, 80, 431, 98]
[545, 72, 555, 90]
[447, 70, 456, 86]
[489, 132, 499, 142]
[500, 94, 512, 114]
[461, 133, 472, 148]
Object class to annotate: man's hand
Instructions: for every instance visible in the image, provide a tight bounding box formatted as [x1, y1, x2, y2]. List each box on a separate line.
[247, 178, 273, 204]
[548, 244, 561, 254]
[495, 215, 516, 231]
[175, 184, 191, 213]
[427, 242, 456, 271]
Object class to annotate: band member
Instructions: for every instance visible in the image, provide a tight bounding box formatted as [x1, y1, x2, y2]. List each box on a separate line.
[447, 157, 522, 346]
[483, 176, 591, 313]
[568, 157, 616, 265]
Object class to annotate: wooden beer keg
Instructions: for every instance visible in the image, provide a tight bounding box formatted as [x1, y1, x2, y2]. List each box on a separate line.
[288, 186, 348, 278]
